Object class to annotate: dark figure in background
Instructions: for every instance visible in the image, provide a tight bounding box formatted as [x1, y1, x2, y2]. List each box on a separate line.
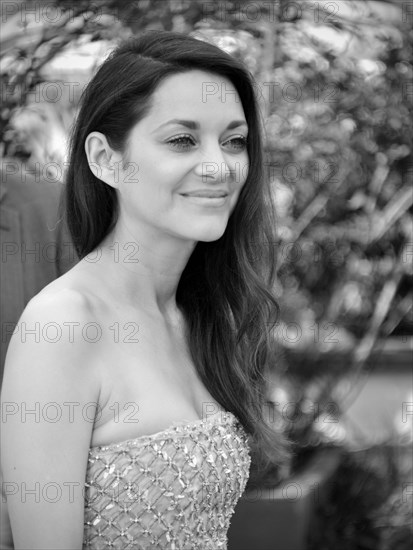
[0, 161, 77, 379]
[0, 161, 77, 549]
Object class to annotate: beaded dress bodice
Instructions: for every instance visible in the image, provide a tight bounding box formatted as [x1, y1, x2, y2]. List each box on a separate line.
[83, 410, 251, 549]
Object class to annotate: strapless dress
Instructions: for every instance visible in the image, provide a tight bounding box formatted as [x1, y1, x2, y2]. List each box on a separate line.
[83, 409, 251, 549]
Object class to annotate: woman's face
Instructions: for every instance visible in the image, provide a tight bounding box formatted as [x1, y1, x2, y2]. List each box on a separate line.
[115, 69, 249, 243]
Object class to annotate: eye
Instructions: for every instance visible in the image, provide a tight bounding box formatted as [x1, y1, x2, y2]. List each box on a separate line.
[222, 135, 248, 152]
[166, 134, 196, 151]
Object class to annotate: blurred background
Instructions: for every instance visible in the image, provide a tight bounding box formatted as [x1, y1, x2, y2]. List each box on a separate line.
[1, 1, 412, 549]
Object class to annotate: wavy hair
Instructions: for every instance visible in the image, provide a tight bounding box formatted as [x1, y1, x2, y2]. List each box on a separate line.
[64, 30, 290, 487]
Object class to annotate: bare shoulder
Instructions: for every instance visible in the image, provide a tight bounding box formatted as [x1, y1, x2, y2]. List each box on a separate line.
[31, 258, 109, 315]
[13, 284, 94, 344]
[18, 257, 105, 331]
[29, 283, 92, 318]
[2, 282, 100, 396]
[0, 277, 100, 549]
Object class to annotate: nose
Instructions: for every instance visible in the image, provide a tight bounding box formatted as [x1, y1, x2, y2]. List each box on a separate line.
[194, 141, 233, 184]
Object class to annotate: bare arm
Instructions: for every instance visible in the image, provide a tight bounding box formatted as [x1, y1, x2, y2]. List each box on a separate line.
[0, 291, 100, 549]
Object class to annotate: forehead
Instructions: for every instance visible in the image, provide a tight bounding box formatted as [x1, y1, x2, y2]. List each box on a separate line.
[145, 70, 247, 126]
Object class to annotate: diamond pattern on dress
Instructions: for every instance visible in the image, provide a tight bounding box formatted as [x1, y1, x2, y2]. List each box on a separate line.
[83, 411, 251, 549]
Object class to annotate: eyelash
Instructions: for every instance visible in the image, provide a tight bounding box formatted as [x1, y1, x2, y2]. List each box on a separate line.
[166, 134, 248, 152]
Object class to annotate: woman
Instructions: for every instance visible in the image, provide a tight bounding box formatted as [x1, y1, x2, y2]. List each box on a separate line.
[1, 31, 288, 549]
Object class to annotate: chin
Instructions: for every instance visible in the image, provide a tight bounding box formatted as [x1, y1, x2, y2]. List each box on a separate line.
[184, 221, 226, 243]
[197, 227, 227, 242]
[174, 214, 230, 243]
[198, 235, 225, 243]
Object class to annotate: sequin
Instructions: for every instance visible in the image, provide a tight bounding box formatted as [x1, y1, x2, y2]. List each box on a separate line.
[83, 411, 251, 549]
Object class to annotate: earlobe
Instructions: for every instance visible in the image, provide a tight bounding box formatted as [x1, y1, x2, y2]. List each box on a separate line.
[84, 131, 121, 189]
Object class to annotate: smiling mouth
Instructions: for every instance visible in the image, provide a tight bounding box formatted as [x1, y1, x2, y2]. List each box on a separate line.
[180, 194, 228, 206]
[180, 193, 228, 198]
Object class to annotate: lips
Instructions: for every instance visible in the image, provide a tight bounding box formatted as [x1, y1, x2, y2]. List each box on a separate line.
[181, 191, 228, 198]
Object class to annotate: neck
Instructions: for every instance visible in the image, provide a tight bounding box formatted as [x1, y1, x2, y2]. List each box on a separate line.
[85, 219, 197, 321]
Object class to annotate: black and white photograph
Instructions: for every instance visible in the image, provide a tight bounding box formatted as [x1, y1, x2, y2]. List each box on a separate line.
[0, 1, 412, 549]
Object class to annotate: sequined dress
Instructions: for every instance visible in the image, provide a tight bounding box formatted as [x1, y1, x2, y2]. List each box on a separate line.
[83, 410, 251, 549]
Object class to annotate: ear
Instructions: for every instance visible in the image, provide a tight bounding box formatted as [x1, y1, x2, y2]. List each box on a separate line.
[84, 131, 123, 189]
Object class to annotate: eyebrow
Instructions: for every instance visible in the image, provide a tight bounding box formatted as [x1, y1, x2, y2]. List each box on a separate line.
[153, 119, 248, 132]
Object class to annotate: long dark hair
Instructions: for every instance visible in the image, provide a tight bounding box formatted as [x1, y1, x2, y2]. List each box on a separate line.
[64, 30, 290, 487]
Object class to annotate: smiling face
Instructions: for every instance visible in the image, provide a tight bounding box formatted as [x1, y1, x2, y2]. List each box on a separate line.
[114, 70, 249, 243]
